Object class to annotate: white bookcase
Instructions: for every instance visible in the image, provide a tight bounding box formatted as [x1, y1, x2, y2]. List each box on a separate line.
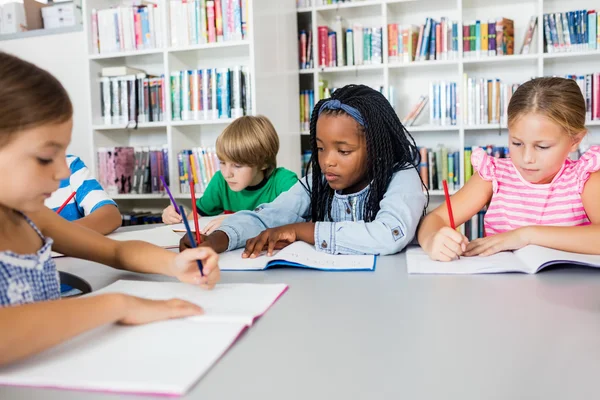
[297, 0, 600, 198]
[82, 0, 300, 206]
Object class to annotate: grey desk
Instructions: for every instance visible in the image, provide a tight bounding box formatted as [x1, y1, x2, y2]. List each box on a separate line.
[2, 243, 600, 399]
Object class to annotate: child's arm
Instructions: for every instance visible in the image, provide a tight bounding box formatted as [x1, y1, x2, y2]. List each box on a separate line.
[465, 171, 600, 256]
[0, 293, 203, 367]
[73, 204, 122, 235]
[417, 173, 493, 260]
[31, 208, 220, 288]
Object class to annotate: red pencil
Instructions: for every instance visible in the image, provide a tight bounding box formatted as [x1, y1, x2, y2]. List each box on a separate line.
[442, 180, 456, 229]
[56, 191, 76, 215]
[189, 180, 202, 244]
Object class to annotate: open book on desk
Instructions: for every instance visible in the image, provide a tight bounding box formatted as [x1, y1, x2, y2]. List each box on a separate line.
[0, 280, 287, 396]
[218, 241, 376, 271]
[406, 245, 600, 274]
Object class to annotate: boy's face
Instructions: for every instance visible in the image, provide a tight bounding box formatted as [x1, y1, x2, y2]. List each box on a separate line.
[0, 119, 72, 212]
[219, 159, 265, 192]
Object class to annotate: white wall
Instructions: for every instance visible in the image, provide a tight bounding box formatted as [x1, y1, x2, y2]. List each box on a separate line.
[0, 31, 92, 166]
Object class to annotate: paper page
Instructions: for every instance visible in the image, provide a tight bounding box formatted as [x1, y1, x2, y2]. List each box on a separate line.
[107, 225, 183, 248]
[171, 215, 224, 233]
[515, 245, 600, 272]
[217, 241, 376, 271]
[93, 280, 288, 326]
[406, 246, 528, 274]
[0, 319, 245, 396]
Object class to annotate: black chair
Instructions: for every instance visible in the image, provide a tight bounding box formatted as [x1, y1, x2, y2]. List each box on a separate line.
[59, 271, 92, 297]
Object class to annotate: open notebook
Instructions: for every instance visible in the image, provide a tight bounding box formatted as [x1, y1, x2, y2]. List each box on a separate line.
[217, 241, 376, 271]
[406, 245, 600, 274]
[51, 225, 183, 258]
[0, 280, 288, 396]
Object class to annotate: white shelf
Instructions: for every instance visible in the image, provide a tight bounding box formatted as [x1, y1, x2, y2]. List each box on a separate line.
[318, 64, 384, 73]
[543, 49, 600, 60]
[112, 194, 170, 200]
[587, 121, 600, 126]
[92, 122, 167, 130]
[314, 0, 383, 11]
[429, 189, 457, 196]
[89, 48, 164, 60]
[388, 60, 459, 69]
[462, 53, 539, 65]
[168, 40, 250, 53]
[464, 124, 508, 131]
[300, 68, 316, 74]
[170, 119, 236, 127]
[408, 125, 459, 132]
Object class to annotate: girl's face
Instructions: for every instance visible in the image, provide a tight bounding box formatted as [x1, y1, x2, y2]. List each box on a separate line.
[0, 120, 72, 213]
[508, 113, 582, 184]
[316, 114, 368, 194]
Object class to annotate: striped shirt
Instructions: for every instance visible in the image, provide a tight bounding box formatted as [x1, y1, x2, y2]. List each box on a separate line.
[472, 146, 600, 236]
[45, 156, 117, 221]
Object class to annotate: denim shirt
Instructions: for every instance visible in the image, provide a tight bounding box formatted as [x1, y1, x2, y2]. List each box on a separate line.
[217, 167, 427, 255]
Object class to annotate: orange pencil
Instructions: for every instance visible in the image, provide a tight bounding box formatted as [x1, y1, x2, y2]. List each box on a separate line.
[189, 180, 202, 244]
[56, 191, 76, 215]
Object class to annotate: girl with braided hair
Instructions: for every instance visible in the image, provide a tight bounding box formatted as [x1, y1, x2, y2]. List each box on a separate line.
[182, 84, 428, 256]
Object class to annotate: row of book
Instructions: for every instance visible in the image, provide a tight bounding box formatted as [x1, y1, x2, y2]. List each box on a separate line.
[568, 73, 600, 121]
[462, 17, 526, 58]
[99, 67, 166, 126]
[97, 146, 170, 196]
[402, 81, 458, 127]
[463, 145, 510, 183]
[463, 211, 487, 240]
[169, 0, 248, 47]
[544, 10, 599, 53]
[463, 76, 520, 127]
[170, 66, 251, 122]
[177, 148, 220, 193]
[317, 22, 383, 67]
[300, 90, 315, 132]
[91, 5, 163, 55]
[388, 18, 459, 63]
[418, 147, 460, 192]
[299, 30, 314, 69]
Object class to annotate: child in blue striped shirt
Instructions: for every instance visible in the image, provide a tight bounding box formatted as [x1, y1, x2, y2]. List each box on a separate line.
[45, 155, 121, 234]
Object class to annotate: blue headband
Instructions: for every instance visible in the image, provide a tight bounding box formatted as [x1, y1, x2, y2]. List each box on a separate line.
[318, 99, 366, 127]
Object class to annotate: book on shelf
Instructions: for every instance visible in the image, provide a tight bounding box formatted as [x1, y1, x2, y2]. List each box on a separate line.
[388, 17, 459, 63]
[519, 16, 538, 55]
[318, 21, 382, 67]
[544, 10, 598, 54]
[99, 71, 166, 125]
[90, 5, 162, 55]
[299, 29, 314, 69]
[462, 75, 520, 127]
[169, 0, 248, 47]
[565, 73, 600, 121]
[462, 18, 516, 58]
[97, 146, 169, 196]
[402, 95, 428, 127]
[300, 89, 315, 131]
[178, 148, 220, 193]
[418, 146, 460, 193]
[170, 66, 251, 122]
[428, 81, 457, 126]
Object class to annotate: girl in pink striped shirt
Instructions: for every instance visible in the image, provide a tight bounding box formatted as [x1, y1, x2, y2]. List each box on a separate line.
[418, 77, 600, 261]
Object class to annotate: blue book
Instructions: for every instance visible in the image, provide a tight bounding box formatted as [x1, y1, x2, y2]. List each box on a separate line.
[421, 18, 432, 60]
[218, 241, 377, 271]
[589, 11, 597, 49]
[429, 21, 437, 60]
[475, 20, 481, 56]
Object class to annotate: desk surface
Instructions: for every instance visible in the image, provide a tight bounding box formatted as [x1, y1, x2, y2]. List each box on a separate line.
[2, 240, 600, 399]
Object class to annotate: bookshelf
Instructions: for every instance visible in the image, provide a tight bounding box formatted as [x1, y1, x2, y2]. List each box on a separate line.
[296, 0, 600, 198]
[82, 0, 300, 204]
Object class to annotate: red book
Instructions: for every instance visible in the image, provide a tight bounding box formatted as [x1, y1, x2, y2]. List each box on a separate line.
[318, 26, 329, 67]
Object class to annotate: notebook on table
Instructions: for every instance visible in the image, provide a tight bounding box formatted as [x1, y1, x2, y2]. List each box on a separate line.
[406, 245, 600, 274]
[218, 241, 376, 271]
[51, 225, 183, 258]
[0, 280, 288, 396]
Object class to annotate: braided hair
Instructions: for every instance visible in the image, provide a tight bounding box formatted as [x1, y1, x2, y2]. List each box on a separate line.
[304, 84, 427, 222]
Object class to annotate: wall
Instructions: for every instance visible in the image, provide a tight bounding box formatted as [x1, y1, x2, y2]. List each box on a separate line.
[0, 30, 92, 166]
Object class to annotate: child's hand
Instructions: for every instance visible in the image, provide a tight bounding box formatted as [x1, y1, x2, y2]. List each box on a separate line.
[464, 228, 530, 257]
[423, 226, 469, 261]
[162, 205, 183, 224]
[243, 226, 297, 258]
[118, 295, 203, 325]
[202, 215, 227, 235]
[169, 247, 220, 289]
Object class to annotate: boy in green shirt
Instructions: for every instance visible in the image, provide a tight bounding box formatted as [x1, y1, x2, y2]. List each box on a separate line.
[162, 115, 298, 233]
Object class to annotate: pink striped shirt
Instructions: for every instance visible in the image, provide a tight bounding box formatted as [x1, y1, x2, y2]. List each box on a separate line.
[471, 146, 600, 236]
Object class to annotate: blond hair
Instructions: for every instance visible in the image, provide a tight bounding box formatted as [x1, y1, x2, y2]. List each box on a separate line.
[216, 115, 279, 175]
[507, 77, 586, 138]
